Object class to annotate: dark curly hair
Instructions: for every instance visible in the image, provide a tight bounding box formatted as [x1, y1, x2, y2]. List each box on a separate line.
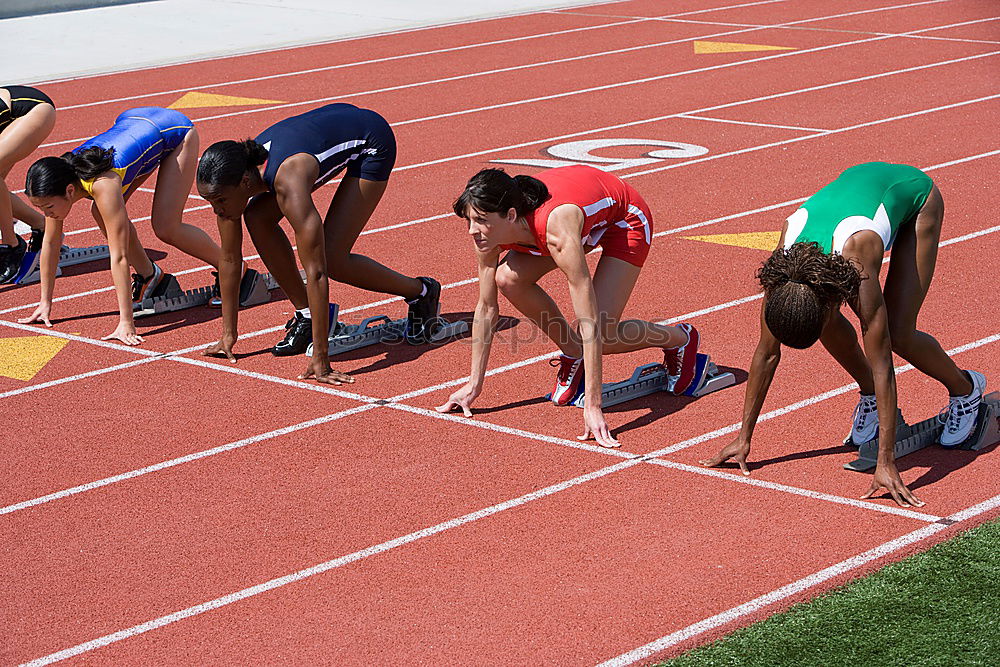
[758, 241, 862, 349]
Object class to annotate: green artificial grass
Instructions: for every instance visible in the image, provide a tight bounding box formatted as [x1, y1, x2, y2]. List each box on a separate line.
[662, 518, 1000, 667]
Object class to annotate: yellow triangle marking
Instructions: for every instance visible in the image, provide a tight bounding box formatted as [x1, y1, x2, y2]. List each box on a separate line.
[684, 231, 782, 251]
[168, 92, 285, 109]
[0, 335, 70, 381]
[694, 40, 795, 54]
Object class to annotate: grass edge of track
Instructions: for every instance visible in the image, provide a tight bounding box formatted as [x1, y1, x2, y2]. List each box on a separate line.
[659, 517, 1000, 666]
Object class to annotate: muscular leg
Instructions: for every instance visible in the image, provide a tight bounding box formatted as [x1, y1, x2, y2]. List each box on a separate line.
[149, 129, 221, 267]
[323, 176, 422, 299]
[592, 255, 687, 354]
[494, 252, 581, 356]
[820, 310, 875, 394]
[245, 193, 308, 309]
[883, 185, 971, 396]
[0, 102, 55, 243]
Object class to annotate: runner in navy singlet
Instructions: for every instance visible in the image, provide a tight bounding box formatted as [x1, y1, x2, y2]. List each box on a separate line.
[196, 103, 443, 385]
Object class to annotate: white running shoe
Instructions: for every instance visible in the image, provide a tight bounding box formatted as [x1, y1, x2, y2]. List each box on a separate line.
[938, 370, 987, 447]
[850, 393, 879, 444]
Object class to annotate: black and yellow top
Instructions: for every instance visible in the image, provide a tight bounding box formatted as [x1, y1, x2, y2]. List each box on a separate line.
[0, 85, 55, 132]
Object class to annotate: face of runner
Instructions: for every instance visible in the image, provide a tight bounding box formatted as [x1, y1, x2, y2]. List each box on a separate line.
[199, 181, 251, 221]
[464, 206, 518, 251]
[28, 191, 74, 222]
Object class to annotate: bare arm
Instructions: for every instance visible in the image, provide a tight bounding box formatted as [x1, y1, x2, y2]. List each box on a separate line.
[547, 204, 618, 448]
[18, 215, 63, 327]
[436, 246, 500, 417]
[204, 214, 244, 362]
[847, 236, 922, 507]
[92, 178, 143, 344]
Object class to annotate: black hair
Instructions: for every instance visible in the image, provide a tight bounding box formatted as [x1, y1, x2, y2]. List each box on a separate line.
[758, 241, 863, 349]
[453, 168, 550, 219]
[197, 139, 269, 193]
[25, 146, 115, 197]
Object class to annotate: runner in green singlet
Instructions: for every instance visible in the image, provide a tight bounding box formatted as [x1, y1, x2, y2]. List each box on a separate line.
[702, 162, 986, 508]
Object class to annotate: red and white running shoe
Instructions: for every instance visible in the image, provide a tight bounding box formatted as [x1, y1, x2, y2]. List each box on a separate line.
[663, 323, 700, 395]
[550, 354, 584, 405]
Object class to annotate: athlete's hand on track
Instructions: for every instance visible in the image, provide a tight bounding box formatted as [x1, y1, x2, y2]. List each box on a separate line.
[102, 322, 144, 346]
[862, 463, 924, 508]
[435, 383, 479, 417]
[299, 360, 354, 385]
[18, 303, 53, 328]
[203, 334, 238, 363]
[578, 405, 620, 448]
[700, 437, 751, 475]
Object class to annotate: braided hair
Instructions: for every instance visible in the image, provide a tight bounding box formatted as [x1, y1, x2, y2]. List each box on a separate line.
[758, 241, 862, 349]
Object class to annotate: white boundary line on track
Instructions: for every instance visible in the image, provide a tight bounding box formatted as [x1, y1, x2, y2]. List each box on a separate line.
[595, 492, 1000, 667]
[676, 114, 829, 132]
[44, 0, 796, 111]
[35, 0, 961, 149]
[18, 326, 998, 665]
[0, 404, 378, 518]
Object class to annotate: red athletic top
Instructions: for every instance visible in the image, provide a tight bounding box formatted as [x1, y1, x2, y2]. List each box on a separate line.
[500, 165, 651, 264]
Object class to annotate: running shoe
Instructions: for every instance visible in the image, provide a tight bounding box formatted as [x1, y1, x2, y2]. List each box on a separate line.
[131, 263, 164, 306]
[939, 370, 987, 447]
[850, 393, 879, 444]
[663, 323, 700, 395]
[272, 311, 312, 356]
[404, 276, 442, 345]
[550, 354, 584, 406]
[0, 235, 26, 284]
[209, 265, 255, 307]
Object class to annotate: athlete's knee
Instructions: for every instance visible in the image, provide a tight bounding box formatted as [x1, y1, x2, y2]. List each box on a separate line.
[325, 251, 353, 282]
[495, 266, 528, 295]
[887, 324, 918, 356]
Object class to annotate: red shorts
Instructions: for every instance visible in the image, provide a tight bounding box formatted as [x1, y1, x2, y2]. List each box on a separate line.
[590, 194, 653, 268]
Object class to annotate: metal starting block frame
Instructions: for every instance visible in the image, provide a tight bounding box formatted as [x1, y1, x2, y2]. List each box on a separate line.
[844, 392, 1000, 472]
[306, 313, 469, 357]
[561, 353, 736, 408]
[15, 244, 111, 285]
[133, 269, 272, 318]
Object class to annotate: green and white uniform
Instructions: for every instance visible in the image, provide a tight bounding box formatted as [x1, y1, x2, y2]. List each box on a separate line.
[784, 162, 933, 254]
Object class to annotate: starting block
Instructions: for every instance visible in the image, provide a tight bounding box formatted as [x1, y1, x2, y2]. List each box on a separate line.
[306, 311, 469, 357]
[556, 353, 736, 408]
[13, 244, 111, 285]
[844, 392, 1000, 472]
[133, 268, 272, 318]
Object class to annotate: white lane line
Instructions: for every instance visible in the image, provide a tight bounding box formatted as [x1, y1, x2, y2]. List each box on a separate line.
[0, 320, 161, 356]
[19, 459, 649, 667]
[0, 358, 159, 400]
[20, 328, 999, 664]
[36, 0, 960, 148]
[0, 404, 378, 518]
[645, 458, 941, 522]
[649, 332, 1000, 459]
[677, 113, 829, 132]
[394, 403, 941, 522]
[596, 492, 1000, 666]
[623, 92, 1000, 180]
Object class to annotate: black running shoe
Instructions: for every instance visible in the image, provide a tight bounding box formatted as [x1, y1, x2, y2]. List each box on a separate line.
[404, 276, 442, 345]
[0, 235, 27, 284]
[27, 228, 44, 253]
[209, 271, 223, 308]
[131, 263, 164, 305]
[272, 311, 312, 356]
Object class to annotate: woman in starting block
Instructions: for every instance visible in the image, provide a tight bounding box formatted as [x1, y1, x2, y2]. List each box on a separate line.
[0, 85, 56, 284]
[702, 161, 987, 507]
[22, 106, 223, 345]
[195, 103, 443, 385]
[436, 166, 700, 448]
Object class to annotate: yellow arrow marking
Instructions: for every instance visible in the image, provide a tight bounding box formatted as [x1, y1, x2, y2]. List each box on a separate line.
[694, 41, 795, 54]
[0, 335, 70, 381]
[684, 231, 782, 251]
[168, 92, 285, 109]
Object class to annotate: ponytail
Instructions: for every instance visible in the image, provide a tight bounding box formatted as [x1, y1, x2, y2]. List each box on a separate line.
[197, 139, 268, 192]
[453, 168, 549, 219]
[25, 146, 115, 197]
